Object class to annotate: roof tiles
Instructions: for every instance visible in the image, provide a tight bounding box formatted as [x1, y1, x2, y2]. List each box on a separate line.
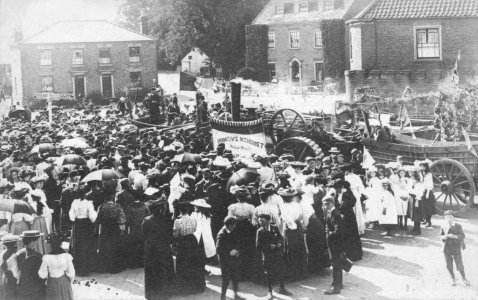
[360, 0, 478, 19]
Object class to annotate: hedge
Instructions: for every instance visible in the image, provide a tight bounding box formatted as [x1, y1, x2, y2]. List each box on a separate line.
[320, 19, 346, 79]
[245, 25, 269, 82]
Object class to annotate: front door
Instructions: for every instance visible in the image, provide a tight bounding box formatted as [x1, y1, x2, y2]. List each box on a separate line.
[291, 61, 300, 82]
[102, 74, 112, 98]
[74, 76, 85, 99]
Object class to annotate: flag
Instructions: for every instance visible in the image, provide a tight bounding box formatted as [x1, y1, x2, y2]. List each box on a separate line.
[362, 147, 376, 169]
[462, 126, 478, 157]
[452, 50, 461, 86]
[400, 106, 411, 129]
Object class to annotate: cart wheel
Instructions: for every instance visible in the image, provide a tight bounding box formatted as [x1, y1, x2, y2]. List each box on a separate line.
[430, 158, 474, 216]
[217, 112, 232, 121]
[269, 109, 308, 145]
[274, 137, 324, 161]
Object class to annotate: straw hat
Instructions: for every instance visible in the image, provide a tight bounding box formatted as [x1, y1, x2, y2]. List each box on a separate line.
[1, 234, 20, 244]
[191, 199, 211, 208]
[19, 230, 44, 238]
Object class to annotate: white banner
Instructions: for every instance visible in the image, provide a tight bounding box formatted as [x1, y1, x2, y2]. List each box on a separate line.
[211, 130, 267, 156]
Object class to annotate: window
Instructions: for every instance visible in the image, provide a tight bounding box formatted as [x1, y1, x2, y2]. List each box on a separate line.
[41, 76, 53, 92]
[290, 31, 300, 49]
[274, 4, 284, 14]
[314, 29, 322, 47]
[284, 3, 294, 14]
[130, 72, 142, 87]
[315, 62, 324, 81]
[40, 49, 52, 65]
[99, 48, 111, 64]
[416, 27, 441, 59]
[268, 63, 276, 80]
[129, 47, 141, 63]
[308, 0, 318, 11]
[299, 3, 308, 12]
[72, 49, 83, 65]
[324, 0, 335, 10]
[188, 56, 193, 60]
[268, 32, 276, 48]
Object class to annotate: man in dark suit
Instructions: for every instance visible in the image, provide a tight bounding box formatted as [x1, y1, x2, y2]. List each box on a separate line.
[216, 216, 244, 300]
[440, 210, 470, 286]
[256, 214, 292, 300]
[323, 196, 344, 295]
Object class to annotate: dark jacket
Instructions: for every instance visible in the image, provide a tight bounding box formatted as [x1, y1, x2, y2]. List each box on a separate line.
[216, 226, 240, 274]
[17, 250, 45, 300]
[325, 208, 344, 254]
[256, 225, 283, 262]
[441, 223, 466, 252]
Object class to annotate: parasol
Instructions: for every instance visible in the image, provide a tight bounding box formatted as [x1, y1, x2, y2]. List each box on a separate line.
[121, 124, 138, 133]
[60, 138, 89, 149]
[0, 199, 35, 215]
[81, 169, 124, 182]
[55, 154, 87, 166]
[171, 152, 201, 164]
[29, 143, 55, 155]
[226, 168, 259, 190]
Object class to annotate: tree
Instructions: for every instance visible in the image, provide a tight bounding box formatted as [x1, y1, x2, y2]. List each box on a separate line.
[118, 0, 268, 78]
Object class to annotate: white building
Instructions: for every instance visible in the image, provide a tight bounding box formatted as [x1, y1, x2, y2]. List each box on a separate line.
[181, 47, 210, 76]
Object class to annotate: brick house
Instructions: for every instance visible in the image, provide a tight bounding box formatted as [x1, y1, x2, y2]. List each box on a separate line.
[346, 0, 478, 100]
[247, 0, 373, 86]
[18, 20, 157, 102]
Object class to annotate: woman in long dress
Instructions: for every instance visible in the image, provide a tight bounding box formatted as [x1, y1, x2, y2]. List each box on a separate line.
[333, 180, 363, 261]
[227, 186, 257, 281]
[38, 233, 75, 300]
[142, 200, 175, 299]
[364, 168, 382, 228]
[344, 167, 366, 235]
[392, 168, 410, 230]
[378, 179, 398, 236]
[419, 161, 435, 227]
[31, 176, 53, 234]
[96, 195, 126, 274]
[173, 202, 205, 295]
[279, 188, 308, 281]
[407, 169, 423, 235]
[191, 199, 216, 266]
[69, 186, 97, 276]
[8, 187, 33, 250]
[29, 193, 49, 254]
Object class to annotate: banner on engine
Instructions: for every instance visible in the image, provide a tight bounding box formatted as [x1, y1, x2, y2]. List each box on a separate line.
[210, 118, 267, 156]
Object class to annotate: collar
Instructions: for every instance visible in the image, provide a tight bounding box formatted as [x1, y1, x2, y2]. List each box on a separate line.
[225, 228, 231, 234]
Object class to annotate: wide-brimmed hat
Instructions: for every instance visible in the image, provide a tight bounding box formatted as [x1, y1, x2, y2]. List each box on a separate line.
[230, 185, 247, 194]
[329, 147, 340, 154]
[30, 175, 47, 184]
[1, 234, 20, 244]
[20, 230, 44, 238]
[191, 199, 211, 208]
[305, 156, 316, 162]
[277, 187, 300, 197]
[414, 159, 432, 167]
[290, 161, 307, 169]
[261, 180, 279, 189]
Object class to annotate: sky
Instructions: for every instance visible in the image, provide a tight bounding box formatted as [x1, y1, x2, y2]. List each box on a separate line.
[0, 0, 124, 63]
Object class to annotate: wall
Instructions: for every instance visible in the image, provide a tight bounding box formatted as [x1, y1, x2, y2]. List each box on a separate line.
[20, 40, 157, 100]
[346, 17, 478, 101]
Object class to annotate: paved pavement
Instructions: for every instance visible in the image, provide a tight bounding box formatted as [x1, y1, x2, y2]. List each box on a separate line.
[73, 212, 478, 300]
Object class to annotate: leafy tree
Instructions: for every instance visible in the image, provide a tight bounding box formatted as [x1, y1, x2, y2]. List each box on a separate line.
[118, 0, 268, 78]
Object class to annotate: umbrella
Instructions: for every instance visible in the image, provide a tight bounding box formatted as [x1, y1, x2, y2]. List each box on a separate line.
[121, 124, 138, 132]
[55, 154, 87, 166]
[29, 143, 55, 155]
[60, 138, 89, 149]
[0, 199, 35, 215]
[81, 169, 124, 182]
[171, 152, 201, 164]
[226, 168, 259, 190]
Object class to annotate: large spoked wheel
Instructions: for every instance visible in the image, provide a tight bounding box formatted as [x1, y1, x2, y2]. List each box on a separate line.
[430, 158, 474, 216]
[274, 137, 324, 161]
[269, 109, 308, 145]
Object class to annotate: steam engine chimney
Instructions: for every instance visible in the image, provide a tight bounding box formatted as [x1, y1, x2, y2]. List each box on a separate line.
[231, 82, 241, 121]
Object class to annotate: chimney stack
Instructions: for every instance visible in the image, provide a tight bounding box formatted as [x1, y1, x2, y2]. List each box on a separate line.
[139, 9, 149, 35]
[231, 82, 241, 121]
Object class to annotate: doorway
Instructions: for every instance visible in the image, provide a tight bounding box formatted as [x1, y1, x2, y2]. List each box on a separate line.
[291, 60, 300, 82]
[74, 75, 85, 99]
[102, 74, 113, 98]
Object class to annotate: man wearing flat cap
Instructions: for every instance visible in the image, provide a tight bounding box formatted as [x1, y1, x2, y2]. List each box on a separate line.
[440, 210, 470, 286]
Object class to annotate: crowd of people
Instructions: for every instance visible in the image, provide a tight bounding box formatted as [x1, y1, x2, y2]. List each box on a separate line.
[0, 92, 470, 300]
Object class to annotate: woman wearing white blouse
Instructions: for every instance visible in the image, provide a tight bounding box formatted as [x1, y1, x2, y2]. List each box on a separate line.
[38, 233, 75, 300]
[69, 188, 97, 276]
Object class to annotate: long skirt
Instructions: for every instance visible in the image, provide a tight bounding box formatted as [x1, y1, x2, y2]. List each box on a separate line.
[407, 196, 422, 223]
[284, 228, 308, 281]
[144, 242, 175, 300]
[235, 219, 261, 282]
[45, 275, 73, 300]
[97, 223, 125, 274]
[342, 213, 363, 261]
[421, 192, 436, 218]
[306, 215, 330, 273]
[71, 219, 95, 276]
[31, 216, 49, 254]
[9, 220, 30, 249]
[175, 234, 205, 295]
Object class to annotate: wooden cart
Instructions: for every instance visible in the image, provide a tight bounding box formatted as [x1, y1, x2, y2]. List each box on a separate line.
[362, 133, 478, 216]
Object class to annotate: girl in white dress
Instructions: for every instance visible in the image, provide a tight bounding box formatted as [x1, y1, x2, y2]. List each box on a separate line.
[364, 168, 382, 228]
[392, 169, 410, 229]
[378, 179, 398, 236]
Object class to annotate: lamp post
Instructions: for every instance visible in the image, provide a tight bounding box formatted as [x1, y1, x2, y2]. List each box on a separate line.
[46, 86, 53, 126]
